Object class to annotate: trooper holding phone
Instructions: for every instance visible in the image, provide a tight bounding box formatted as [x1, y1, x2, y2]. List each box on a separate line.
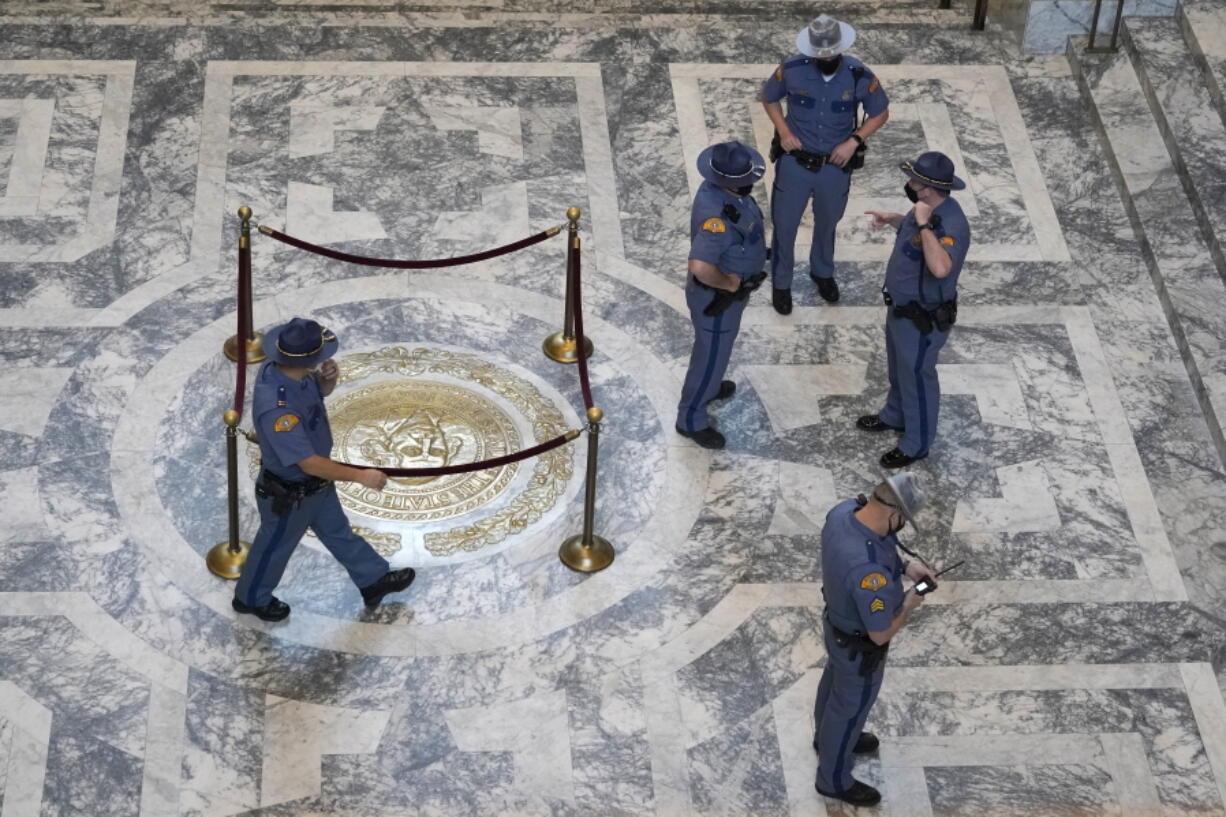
[813, 472, 937, 807]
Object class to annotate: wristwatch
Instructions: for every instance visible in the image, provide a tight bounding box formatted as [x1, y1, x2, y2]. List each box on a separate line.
[850, 134, 865, 146]
[917, 222, 935, 232]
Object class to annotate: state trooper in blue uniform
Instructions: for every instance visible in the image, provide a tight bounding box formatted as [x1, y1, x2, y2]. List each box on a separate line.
[761, 13, 890, 314]
[675, 141, 769, 450]
[233, 317, 417, 621]
[815, 473, 935, 807]
[859, 152, 972, 468]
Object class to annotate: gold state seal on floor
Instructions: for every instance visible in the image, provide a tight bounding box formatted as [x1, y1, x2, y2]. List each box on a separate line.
[249, 346, 576, 558]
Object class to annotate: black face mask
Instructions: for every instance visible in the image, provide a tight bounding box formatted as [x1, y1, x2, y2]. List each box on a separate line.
[887, 511, 907, 535]
[733, 184, 754, 196]
[815, 56, 842, 75]
[904, 183, 920, 204]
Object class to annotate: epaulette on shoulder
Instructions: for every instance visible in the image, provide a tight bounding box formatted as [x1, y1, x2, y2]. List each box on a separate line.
[276, 385, 287, 407]
[783, 56, 812, 70]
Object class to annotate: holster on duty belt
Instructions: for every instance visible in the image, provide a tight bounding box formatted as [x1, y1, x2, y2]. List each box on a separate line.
[256, 469, 330, 516]
[769, 130, 863, 172]
[828, 615, 890, 677]
[892, 299, 958, 335]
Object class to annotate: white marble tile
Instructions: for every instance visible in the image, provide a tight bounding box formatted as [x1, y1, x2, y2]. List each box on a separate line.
[768, 461, 838, 537]
[951, 460, 1062, 533]
[287, 101, 383, 158]
[285, 180, 387, 242]
[0, 98, 54, 217]
[0, 682, 52, 817]
[444, 689, 575, 802]
[742, 364, 868, 431]
[260, 695, 390, 808]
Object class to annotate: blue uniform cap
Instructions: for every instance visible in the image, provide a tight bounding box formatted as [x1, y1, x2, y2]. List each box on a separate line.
[901, 151, 966, 191]
[261, 317, 339, 366]
[697, 141, 766, 187]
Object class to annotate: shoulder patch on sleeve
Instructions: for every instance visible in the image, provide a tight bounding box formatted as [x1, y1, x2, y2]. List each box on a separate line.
[702, 217, 726, 234]
[774, 64, 784, 81]
[273, 414, 300, 432]
[869, 597, 885, 613]
[868, 76, 881, 93]
[860, 572, 889, 591]
[940, 235, 956, 246]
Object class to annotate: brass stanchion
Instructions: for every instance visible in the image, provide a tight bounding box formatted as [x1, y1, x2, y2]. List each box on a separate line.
[224, 206, 266, 363]
[206, 409, 252, 579]
[558, 407, 614, 572]
[543, 207, 595, 364]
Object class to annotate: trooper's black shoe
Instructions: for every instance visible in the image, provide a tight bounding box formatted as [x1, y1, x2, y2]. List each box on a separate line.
[361, 568, 416, 608]
[232, 596, 291, 622]
[713, 380, 736, 401]
[812, 731, 880, 755]
[856, 415, 903, 433]
[816, 780, 882, 807]
[813, 275, 840, 303]
[881, 447, 927, 469]
[772, 287, 793, 315]
[675, 424, 726, 450]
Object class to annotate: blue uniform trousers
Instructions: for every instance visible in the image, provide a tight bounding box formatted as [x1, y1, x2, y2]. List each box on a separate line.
[236, 483, 389, 607]
[878, 313, 949, 458]
[770, 155, 852, 288]
[814, 618, 887, 792]
[676, 281, 747, 432]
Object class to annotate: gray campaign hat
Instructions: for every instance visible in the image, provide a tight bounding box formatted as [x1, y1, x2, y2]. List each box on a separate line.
[796, 14, 857, 58]
[876, 471, 926, 532]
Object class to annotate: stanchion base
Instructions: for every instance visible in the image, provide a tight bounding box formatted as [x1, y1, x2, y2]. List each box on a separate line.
[558, 534, 614, 573]
[542, 332, 594, 364]
[206, 540, 252, 580]
[224, 333, 267, 364]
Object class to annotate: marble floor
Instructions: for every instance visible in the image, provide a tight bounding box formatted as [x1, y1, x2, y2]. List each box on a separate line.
[1, 1, 1226, 815]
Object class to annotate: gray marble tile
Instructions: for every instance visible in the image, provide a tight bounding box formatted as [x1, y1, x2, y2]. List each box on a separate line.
[925, 764, 1114, 816]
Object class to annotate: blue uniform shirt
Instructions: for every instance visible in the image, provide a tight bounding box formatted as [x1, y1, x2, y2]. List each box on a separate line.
[760, 55, 889, 155]
[253, 361, 333, 482]
[821, 499, 907, 635]
[883, 196, 971, 308]
[689, 181, 767, 278]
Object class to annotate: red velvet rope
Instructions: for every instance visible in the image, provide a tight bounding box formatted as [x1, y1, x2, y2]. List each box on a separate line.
[570, 239, 595, 411]
[259, 225, 560, 269]
[341, 430, 578, 478]
[232, 240, 250, 419]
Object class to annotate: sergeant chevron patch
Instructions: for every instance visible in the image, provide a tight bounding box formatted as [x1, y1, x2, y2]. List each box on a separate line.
[870, 598, 885, 613]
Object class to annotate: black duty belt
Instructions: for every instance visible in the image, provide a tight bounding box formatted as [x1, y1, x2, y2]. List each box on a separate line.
[257, 469, 331, 515]
[891, 299, 958, 335]
[789, 149, 831, 172]
[262, 469, 329, 495]
[825, 609, 890, 676]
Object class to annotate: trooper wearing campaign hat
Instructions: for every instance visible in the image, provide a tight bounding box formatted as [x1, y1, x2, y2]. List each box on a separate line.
[233, 317, 416, 622]
[675, 141, 769, 449]
[860, 152, 972, 468]
[761, 13, 891, 314]
[814, 473, 937, 807]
